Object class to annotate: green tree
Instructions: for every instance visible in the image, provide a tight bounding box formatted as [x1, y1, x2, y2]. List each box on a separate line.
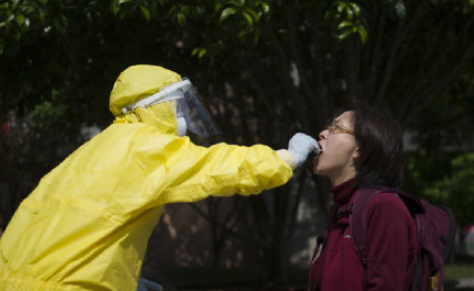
[424, 154, 474, 227]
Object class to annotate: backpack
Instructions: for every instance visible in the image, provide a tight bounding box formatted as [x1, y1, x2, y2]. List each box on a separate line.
[345, 187, 456, 291]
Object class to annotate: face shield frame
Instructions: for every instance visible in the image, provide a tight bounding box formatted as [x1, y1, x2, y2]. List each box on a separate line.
[121, 79, 222, 144]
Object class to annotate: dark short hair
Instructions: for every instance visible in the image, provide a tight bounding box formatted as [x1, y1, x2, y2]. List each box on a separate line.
[347, 101, 404, 188]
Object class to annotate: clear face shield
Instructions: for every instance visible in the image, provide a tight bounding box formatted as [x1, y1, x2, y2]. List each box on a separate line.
[122, 79, 222, 146]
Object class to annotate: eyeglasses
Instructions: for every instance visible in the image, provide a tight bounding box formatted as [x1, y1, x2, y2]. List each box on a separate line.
[327, 120, 354, 136]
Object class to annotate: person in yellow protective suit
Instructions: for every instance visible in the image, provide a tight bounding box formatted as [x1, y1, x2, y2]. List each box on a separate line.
[0, 65, 320, 291]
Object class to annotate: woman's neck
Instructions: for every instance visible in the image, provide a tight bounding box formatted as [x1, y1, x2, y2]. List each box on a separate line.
[331, 171, 356, 187]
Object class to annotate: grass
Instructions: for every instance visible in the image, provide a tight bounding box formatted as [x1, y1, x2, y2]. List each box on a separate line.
[444, 254, 474, 291]
[445, 263, 474, 280]
[445, 254, 474, 279]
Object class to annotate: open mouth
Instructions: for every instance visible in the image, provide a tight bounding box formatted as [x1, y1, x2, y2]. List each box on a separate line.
[312, 142, 323, 162]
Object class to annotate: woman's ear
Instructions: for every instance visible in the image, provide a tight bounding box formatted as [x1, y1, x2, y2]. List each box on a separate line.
[352, 147, 359, 160]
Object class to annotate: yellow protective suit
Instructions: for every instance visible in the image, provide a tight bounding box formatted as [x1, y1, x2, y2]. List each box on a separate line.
[0, 65, 293, 291]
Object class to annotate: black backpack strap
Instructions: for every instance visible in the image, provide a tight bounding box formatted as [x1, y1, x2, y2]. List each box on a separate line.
[411, 259, 420, 291]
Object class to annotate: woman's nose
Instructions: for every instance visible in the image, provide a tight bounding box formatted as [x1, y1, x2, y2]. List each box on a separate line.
[319, 129, 327, 140]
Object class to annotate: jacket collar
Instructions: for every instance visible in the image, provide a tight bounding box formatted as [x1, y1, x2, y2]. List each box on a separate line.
[330, 179, 357, 207]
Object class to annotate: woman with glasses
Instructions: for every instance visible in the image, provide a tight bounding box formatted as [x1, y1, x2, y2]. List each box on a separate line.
[309, 101, 417, 291]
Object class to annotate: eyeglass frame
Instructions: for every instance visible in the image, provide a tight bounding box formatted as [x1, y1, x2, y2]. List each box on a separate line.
[326, 120, 355, 136]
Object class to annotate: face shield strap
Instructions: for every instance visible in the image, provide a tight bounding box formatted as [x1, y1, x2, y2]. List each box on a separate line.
[131, 109, 142, 122]
[121, 79, 192, 114]
[119, 108, 142, 122]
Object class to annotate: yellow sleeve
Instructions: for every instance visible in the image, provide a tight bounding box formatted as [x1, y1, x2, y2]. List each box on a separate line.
[152, 138, 294, 205]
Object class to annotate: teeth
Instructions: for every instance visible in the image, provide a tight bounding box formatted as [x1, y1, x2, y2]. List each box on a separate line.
[313, 148, 322, 157]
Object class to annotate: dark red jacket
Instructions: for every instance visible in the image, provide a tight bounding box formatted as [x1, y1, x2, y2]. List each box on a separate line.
[309, 180, 417, 291]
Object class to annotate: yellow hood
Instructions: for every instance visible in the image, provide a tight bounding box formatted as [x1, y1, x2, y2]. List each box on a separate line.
[109, 65, 182, 116]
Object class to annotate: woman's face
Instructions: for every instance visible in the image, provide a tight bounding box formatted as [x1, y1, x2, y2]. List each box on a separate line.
[312, 111, 359, 186]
